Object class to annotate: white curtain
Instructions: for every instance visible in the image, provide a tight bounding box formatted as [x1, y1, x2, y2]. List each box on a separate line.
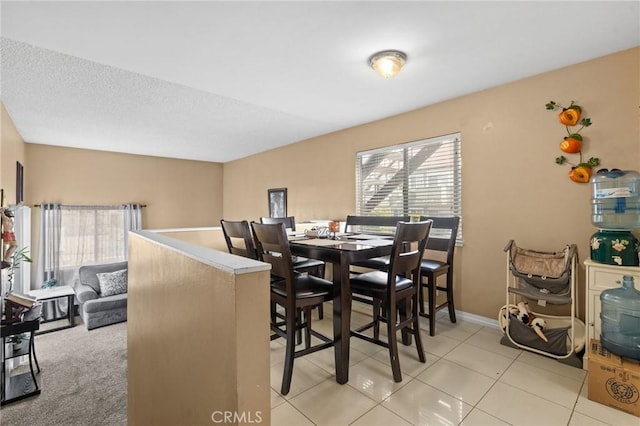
[36, 203, 62, 289]
[37, 203, 143, 320]
[36, 203, 63, 320]
[122, 203, 142, 256]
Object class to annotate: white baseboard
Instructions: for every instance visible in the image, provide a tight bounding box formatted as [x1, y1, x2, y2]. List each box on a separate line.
[352, 301, 500, 330]
[453, 310, 501, 330]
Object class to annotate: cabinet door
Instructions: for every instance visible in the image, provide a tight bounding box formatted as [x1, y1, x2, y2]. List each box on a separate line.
[589, 291, 603, 341]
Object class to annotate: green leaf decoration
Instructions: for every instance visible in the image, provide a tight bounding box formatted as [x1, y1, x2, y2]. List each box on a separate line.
[556, 156, 567, 165]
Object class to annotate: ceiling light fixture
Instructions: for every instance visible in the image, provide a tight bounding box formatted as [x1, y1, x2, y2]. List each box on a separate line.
[368, 50, 407, 78]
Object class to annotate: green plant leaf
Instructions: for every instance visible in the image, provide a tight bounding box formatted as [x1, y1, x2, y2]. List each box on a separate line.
[555, 156, 567, 165]
[587, 157, 600, 167]
[545, 101, 558, 110]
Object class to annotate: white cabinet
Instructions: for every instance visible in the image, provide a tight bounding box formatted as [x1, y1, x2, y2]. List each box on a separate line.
[583, 259, 640, 368]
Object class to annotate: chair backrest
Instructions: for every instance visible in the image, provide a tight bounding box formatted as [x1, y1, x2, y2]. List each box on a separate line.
[344, 215, 410, 234]
[387, 220, 433, 297]
[220, 219, 258, 260]
[251, 222, 297, 307]
[419, 216, 460, 265]
[260, 216, 296, 231]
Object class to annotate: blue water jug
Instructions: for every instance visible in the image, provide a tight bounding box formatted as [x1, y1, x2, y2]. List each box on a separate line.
[600, 275, 640, 360]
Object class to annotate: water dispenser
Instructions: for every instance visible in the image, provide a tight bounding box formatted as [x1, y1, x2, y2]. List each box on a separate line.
[590, 169, 640, 266]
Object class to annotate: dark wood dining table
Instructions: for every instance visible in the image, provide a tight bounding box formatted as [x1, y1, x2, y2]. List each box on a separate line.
[288, 233, 394, 384]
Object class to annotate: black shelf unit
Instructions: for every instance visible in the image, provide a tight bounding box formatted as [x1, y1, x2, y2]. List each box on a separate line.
[1, 319, 41, 405]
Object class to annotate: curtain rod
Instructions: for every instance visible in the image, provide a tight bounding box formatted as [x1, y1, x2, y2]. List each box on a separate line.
[33, 204, 147, 208]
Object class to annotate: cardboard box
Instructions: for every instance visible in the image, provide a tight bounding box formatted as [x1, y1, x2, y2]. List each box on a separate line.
[588, 339, 640, 417]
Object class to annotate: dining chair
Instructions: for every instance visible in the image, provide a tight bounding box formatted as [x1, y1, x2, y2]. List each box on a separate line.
[260, 216, 327, 319]
[418, 215, 460, 336]
[349, 220, 432, 382]
[251, 222, 334, 395]
[345, 215, 409, 272]
[260, 216, 296, 230]
[344, 215, 410, 235]
[221, 219, 286, 328]
[220, 219, 258, 260]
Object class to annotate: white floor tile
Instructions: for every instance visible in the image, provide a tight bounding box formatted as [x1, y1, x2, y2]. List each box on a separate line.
[461, 408, 511, 426]
[382, 378, 473, 426]
[500, 360, 583, 408]
[347, 357, 412, 402]
[305, 344, 370, 375]
[271, 357, 333, 398]
[267, 315, 630, 426]
[370, 336, 434, 378]
[271, 402, 315, 426]
[350, 405, 412, 426]
[422, 331, 465, 357]
[568, 411, 611, 426]
[465, 327, 522, 359]
[288, 379, 377, 426]
[477, 381, 573, 426]
[516, 350, 587, 381]
[271, 339, 286, 367]
[417, 359, 496, 405]
[443, 342, 514, 379]
[425, 318, 483, 341]
[271, 389, 286, 408]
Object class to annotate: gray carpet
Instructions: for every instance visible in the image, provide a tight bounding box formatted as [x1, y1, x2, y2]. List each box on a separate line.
[1, 320, 127, 426]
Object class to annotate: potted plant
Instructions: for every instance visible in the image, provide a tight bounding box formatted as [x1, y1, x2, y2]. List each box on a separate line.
[7, 333, 27, 351]
[5, 246, 32, 295]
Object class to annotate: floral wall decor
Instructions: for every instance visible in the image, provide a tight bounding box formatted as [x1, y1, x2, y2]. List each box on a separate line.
[546, 100, 600, 183]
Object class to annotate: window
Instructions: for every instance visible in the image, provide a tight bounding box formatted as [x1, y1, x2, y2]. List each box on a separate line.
[356, 133, 462, 241]
[38, 204, 142, 289]
[59, 206, 128, 268]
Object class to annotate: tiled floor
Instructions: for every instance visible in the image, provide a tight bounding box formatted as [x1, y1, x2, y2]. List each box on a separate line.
[269, 303, 638, 426]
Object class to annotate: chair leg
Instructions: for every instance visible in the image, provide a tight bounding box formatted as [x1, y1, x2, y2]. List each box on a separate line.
[418, 279, 426, 315]
[428, 276, 437, 336]
[446, 273, 456, 323]
[311, 265, 325, 320]
[281, 309, 297, 395]
[412, 295, 426, 362]
[296, 308, 303, 345]
[400, 298, 411, 346]
[387, 303, 402, 382]
[303, 307, 312, 349]
[373, 299, 381, 340]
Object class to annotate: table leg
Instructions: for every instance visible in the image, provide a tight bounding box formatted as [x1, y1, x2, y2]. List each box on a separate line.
[333, 258, 351, 384]
[67, 295, 75, 327]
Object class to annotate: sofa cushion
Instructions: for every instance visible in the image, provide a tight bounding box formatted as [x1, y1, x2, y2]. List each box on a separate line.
[79, 261, 128, 294]
[97, 269, 128, 297]
[83, 293, 127, 313]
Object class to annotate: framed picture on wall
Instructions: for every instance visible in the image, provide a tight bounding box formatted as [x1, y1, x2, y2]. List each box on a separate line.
[16, 161, 24, 204]
[268, 188, 287, 218]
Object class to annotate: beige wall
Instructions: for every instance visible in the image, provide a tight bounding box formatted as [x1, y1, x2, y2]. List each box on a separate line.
[223, 47, 640, 320]
[25, 143, 223, 229]
[5, 48, 639, 321]
[0, 103, 27, 206]
[128, 232, 270, 425]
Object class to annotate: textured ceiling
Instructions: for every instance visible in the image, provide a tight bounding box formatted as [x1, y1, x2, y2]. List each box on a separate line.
[1, 1, 639, 163]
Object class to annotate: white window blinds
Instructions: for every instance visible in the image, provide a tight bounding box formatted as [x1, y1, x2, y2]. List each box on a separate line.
[355, 133, 462, 240]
